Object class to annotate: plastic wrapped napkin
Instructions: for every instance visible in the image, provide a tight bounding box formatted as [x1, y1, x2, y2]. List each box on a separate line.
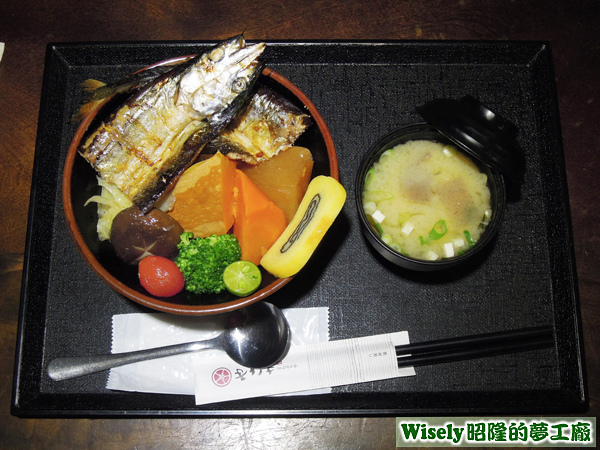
[107, 307, 330, 395]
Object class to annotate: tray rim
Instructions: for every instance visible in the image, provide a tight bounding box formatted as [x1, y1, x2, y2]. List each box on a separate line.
[12, 39, 588, 417]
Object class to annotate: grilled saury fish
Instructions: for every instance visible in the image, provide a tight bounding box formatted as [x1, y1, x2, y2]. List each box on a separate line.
[79, 35, 265, 213]
[204, 85, 311, 165]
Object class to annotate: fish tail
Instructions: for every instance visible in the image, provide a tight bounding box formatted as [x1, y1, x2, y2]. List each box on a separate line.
[72, 98, 106, 122]
[71, 79, 111, 121]
[81, 78, 107, 92]
[73, 65, 181, 122]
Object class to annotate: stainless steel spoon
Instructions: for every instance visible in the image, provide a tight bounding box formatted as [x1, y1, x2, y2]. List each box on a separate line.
[47, 302, 291, 381]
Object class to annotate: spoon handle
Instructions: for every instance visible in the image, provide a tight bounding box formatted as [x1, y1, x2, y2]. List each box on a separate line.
[47, 339, 218, 381]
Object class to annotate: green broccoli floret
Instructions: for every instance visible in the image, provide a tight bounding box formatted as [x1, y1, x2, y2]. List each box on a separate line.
[175, 232, 242, 294]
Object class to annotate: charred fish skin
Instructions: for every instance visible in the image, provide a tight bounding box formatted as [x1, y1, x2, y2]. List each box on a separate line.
[79, 35, 266, 213]
[204, 85, 312, 165]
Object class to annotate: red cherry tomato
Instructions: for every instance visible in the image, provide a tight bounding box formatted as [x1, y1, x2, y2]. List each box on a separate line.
[138, 256, 184, 297]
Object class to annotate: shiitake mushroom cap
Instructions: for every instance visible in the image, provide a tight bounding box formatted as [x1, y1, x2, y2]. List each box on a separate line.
[110, 206, 183, 264]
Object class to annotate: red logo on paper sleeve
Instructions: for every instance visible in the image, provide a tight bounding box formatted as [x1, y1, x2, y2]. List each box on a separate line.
[212, 367, 232, 387]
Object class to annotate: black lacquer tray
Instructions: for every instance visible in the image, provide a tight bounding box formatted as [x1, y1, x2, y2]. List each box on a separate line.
[12, 40, 587, 416]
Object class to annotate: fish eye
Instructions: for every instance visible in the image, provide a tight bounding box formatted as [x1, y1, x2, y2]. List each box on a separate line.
[209, 48, 225, 62]
[232, 77, 247, 93]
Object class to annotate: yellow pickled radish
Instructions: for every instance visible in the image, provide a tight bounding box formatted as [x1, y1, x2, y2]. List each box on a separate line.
[260, 176, 346, 278]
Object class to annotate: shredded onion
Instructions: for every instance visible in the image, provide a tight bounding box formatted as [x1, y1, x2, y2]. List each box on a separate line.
[85, 177, 133, 240]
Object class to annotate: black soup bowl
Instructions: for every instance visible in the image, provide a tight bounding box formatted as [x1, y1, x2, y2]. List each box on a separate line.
[356, 96, 523, 272]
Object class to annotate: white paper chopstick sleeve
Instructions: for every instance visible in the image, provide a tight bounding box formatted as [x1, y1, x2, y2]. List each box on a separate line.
[193, 331, 415, 405]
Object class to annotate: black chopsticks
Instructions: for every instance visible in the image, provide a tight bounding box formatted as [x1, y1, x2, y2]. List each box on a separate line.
[396, 325, 555, 368]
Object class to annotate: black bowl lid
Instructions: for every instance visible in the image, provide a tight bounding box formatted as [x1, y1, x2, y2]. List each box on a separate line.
[416, 95, 525, 185]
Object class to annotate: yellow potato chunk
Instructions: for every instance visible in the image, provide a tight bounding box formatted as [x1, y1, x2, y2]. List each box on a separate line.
[168, 152, 237, 237]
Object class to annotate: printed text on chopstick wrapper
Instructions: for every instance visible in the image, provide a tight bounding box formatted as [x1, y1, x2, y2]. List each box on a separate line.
[193, 331, 415, 405]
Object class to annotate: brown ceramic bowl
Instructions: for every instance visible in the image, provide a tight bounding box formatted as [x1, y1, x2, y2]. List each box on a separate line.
[63, 59, 338, 315]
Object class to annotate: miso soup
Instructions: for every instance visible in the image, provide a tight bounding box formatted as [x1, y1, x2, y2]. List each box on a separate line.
[362, 140, 491, 261]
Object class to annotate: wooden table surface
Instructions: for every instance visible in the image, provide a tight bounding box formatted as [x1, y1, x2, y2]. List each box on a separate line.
[1, 0, 598, 447]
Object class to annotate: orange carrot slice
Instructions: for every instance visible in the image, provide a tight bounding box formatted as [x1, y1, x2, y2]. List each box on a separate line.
[233, 169, 287, 265]
[240, 146, 314, 223]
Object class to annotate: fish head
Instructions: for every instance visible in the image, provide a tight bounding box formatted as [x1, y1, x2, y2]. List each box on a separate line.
[178, 35, 266, 125]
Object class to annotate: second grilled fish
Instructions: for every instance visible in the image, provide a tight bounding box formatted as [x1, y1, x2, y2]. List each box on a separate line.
[204, 85, 312, 165]
[79, 35, 265, 213]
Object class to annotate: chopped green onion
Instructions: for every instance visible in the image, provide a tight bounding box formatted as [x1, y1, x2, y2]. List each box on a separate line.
[420, 220, 448, 245]
[366, 214, 384, 236]
[432, 220, 447, 237]
[398, 212, 411, 224]
[364, 190, 393, 203]
[381, 234, 393, 245]
[379, 149, 393, 161]
[374, 222, 384, 235]
[390, 243, 402, 253]
[363, 201, 377, 215]
[464, 230, 475, 247]
[481, 209, 492, 227]
[365, 167, 374, 185]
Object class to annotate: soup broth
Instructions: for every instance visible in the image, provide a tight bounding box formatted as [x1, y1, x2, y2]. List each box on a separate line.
[362, 140, 491, 261]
